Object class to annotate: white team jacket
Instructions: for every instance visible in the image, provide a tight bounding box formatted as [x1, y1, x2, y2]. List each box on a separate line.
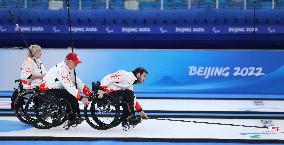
[101, 70, 137, 92]
[20, 57, 47, 89]
[39, 61, 90, 100]
[101, 70, 143, 111]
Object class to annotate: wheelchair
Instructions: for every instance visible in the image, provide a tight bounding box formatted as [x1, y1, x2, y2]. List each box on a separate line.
[24, 90, 68, 129]
[12, 80, 67, 129]
[84, 82, 141, 130]
[11, 80, 36, 124]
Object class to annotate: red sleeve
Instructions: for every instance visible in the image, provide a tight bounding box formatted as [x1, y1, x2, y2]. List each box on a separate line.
[76, 92, 82, 100]
[135, 99, 143, 112]
[101, 86, 113, 94]
[39, 80, 48, 91]
[19, 79, 32, 87]
[82, 84, 91, 97]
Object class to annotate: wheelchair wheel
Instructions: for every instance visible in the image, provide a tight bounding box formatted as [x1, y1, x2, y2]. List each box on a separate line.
[53, 96, 68, 127]
[111, 101, 131, 127]
[84, 96, 122, 130]
[11, 90, 19, 110]
[25, 92, 63, 129]
[13, 90, 35, 124]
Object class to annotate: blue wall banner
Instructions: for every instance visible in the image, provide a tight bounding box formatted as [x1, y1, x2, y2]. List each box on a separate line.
[1, 49, 284, 94]
[0, 25, 283, 34]
[1, 9, 283, 48]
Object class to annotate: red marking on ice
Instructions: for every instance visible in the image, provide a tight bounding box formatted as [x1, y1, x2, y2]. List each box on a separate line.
[268, 126, 280, 132]
[272, 126, 280, 131]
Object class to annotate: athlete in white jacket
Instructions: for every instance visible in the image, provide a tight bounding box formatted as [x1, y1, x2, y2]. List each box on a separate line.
[99, 67, 148, 126]
[20, 44, 47, 89]
[12, 45, 46, 110]
[39, 52, 90, 129]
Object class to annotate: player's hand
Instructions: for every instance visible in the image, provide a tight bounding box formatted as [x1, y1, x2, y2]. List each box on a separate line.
[97, 90, 106, 98]
[81, 97, 89, 106]
[140, 111, 148, 119]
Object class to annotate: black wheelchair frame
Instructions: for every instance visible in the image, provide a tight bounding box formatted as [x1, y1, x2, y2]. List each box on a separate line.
[84, 82, 136, 130]
[24, 91, 68, 129]
[12, 79, 68, 129]
[12, 80, 137, 130]
[11, 79, 34, 124]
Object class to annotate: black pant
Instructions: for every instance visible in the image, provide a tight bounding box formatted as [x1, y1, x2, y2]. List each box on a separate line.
[48, 89, 81, 121]
[109, 89, 135, 119]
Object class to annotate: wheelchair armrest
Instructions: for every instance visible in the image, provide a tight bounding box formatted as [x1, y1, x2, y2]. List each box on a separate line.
[15, 79, 24, 93]
[91, 81, 101, 93]
[34, 86, 40, 93]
